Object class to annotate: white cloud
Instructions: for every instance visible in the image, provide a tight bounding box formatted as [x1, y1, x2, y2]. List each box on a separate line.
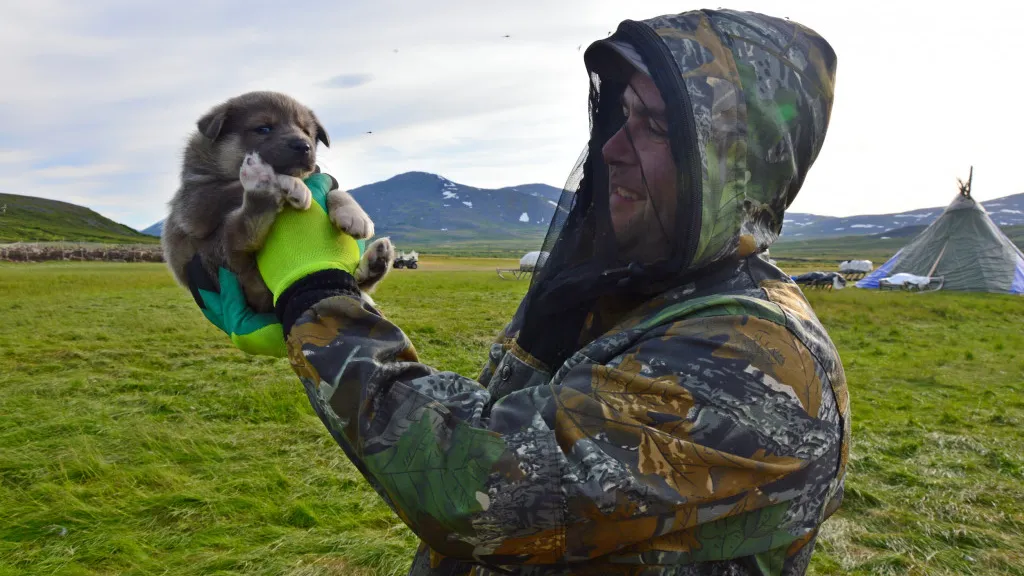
[31, 164, 129, 179]
[0, 150, 38, 165]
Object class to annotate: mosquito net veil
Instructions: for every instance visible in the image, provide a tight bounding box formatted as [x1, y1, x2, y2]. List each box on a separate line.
[513, 31, 720, 370]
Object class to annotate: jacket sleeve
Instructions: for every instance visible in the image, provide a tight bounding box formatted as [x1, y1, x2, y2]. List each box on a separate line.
[277, 272, 844, 567]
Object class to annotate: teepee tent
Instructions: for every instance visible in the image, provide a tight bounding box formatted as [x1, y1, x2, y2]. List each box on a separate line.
[857, 168, 1024, 294]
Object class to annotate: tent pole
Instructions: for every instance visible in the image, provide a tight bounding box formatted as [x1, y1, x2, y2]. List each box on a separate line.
[928, 239, 949, 278]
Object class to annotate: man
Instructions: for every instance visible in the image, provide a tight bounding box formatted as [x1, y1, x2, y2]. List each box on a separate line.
[195, 8, 848, 575]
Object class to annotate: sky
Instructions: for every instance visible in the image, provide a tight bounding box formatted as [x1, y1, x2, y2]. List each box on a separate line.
[1, 0, 1020, 230]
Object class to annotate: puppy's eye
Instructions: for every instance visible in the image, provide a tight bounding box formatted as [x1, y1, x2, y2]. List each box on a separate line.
[253, 125, 273, 135]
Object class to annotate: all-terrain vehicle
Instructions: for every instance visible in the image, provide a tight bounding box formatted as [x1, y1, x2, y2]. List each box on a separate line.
[393, 251, 419, 269]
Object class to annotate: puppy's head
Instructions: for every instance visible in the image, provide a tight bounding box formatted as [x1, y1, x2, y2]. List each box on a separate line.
[195, 91, 330, 179]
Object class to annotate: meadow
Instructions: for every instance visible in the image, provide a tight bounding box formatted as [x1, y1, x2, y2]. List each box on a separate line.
[1, 260, 1022, 575]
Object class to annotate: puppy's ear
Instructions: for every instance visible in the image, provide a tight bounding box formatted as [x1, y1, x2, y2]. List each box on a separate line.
[197, 105, 228, 141]
[313, 116, 330, 147]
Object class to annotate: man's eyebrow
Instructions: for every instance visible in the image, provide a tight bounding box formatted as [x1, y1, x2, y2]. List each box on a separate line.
[623, 88, 666, 118]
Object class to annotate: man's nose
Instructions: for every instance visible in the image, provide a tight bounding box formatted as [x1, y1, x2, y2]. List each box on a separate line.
[601, 124, 635, 166]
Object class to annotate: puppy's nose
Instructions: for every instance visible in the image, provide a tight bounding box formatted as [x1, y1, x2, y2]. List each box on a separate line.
[289, 139, 312, 154]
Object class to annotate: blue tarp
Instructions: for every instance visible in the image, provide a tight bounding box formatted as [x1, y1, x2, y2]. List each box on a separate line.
[855, 249, 902, 289]
[1012, 252, 1024, 294]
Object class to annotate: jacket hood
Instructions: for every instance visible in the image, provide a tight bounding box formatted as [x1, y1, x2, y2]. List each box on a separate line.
[587, 9, 837, 269]
[514, 9, 836, 371]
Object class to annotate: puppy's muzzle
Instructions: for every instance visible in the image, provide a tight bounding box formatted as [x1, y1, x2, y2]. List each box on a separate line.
[289, 139, 312, 155]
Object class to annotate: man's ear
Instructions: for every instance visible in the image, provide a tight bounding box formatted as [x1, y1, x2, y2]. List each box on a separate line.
[314, 116, 330, 147]
[197, 105, 228, 141]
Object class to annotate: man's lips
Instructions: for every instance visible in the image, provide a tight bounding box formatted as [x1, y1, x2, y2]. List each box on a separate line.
[611, 185, 644, 202]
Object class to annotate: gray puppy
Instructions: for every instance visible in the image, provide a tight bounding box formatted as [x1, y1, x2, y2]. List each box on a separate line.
[161, 91, 393, 313]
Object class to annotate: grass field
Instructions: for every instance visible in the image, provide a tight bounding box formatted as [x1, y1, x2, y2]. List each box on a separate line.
[1, 260, 1023, 575]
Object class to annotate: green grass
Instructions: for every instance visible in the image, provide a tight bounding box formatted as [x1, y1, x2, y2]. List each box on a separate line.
[0, 194, 156, 244]
[1003, 224, 1024, 247]
[771, 236, 909, 266]
[389, 230, 547, 259]
[804, 288, 1024, 575]
[1, 262, 1022, 575]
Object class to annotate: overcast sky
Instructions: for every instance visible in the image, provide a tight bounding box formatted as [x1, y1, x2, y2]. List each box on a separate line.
[1, 0, 1019, 230]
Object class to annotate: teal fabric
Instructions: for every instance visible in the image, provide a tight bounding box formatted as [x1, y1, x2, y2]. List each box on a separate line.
[195, 267, 287, 358]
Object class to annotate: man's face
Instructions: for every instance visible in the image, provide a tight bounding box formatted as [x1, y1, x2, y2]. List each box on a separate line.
[601, 71, 678, 261]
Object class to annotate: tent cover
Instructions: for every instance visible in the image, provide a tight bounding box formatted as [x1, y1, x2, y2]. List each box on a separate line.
[856, 192, 1024, 294]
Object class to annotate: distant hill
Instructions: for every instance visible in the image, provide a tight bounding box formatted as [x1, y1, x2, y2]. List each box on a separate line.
[780, 192, 1024, 239]
[141, 221, 163, 237]
[140, 172, 563, 250]
[345, 172, 560, 246]
[137, 171, 1023, 252]
[772, 224, 1024, 264]
[0, 193, 158, 244]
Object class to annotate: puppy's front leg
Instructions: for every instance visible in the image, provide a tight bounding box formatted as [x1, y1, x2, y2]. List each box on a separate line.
[354, 237, 394, 293]
[327, 189, 374, 239]
[223, 154, 292, 311]
[227, 153, 313, 250]
[225, 154, 285, 253]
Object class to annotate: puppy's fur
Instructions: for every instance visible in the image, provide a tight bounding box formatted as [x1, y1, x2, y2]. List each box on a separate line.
[162, 91, 391, 313]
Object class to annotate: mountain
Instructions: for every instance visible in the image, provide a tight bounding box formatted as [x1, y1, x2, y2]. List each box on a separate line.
[780, 192, 1024, 239]
[346, 172, 561, 245]
[139, 173, 564, 246]
[141, 221, 163, 237]
[0, 193, 158, 244]
[494, 183, 565, 203]
[137, 171, 1023, 248]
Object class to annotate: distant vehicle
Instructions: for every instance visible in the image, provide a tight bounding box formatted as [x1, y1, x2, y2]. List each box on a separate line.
[393, 251, 419, 269]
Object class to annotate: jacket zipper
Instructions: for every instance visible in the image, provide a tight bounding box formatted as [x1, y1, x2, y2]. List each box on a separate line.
[616, 20, 703, 270]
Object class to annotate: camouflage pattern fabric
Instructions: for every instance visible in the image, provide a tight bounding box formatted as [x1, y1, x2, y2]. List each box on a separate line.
[278, 8, 847, 576]
[285, 255, 848, 575]
[639, 10, 837, 268]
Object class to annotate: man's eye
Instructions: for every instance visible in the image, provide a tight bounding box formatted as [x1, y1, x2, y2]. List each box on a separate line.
[649, 120, 668, 137]
[254, 125, 273, 135]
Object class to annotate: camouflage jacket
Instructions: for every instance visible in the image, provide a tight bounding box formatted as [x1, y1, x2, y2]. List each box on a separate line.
[281, 255, 849, 576]
[279, 7, 847, 575]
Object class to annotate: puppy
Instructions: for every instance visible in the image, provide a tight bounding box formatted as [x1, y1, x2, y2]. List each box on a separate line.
[161, 91, 392, 313]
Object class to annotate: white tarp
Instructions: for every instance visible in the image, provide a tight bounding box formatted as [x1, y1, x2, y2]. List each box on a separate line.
[881, 273, 931, 288]
[839, 259, 873, 273]
[519, 251, 549, 271]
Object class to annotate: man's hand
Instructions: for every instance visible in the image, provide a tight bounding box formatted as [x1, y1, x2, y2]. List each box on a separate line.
[185, 256, 288, 357]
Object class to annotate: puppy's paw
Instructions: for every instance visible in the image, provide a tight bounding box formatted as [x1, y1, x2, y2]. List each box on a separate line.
[364, 236, 394, 276]
[276, 175, 312, 211]
[239, 152, 276, 192]
[355, 237, 394, 292]
[328, 190, 375, 239]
